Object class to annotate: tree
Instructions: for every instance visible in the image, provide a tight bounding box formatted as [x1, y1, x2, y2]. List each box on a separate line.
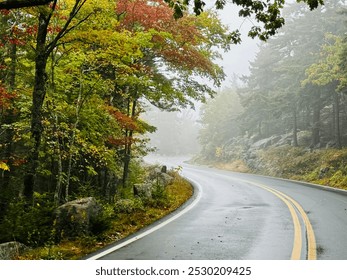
[0, 0, 325, 43]
[114, 0, 231, 185]
[238, 42, 283, 138]
[26, 0, 130, 203]
[238, 0, 346, 147]
[23, 0, 98, 201]
[0, 8, 29, 215]
[199, 88, 243, 161]
[304, 35, 345, 148]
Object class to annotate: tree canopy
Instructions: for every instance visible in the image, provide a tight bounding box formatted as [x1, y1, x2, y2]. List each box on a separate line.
[1, 0, 324, 42]
[163, 0, 324, 42]
[0, 0, 230, 208]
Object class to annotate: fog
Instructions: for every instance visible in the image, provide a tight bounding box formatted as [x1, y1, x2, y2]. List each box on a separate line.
[143, 106, 201, 156]
[144, 3, 260, 156]
[211, 3, 260, 85]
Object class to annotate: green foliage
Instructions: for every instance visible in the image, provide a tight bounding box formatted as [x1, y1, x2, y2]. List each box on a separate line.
[0, 193, 55, 247]
[89, 204, 114, 236]
[127, 160, 147, 187]
[3, 0, 230, 205]
[257, 146, 320, 177]
[304, 34, 344, 89]
[13, 172, 193, 259]
[165, 0, 323, 42]
[145, 185, 170, 208]
[114, 198, 145, 214]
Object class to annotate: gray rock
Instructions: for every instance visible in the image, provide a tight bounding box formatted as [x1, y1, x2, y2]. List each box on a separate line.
[146, 165, 174, 187]
[276, 133, 292, 146]
[252, 136, 277, 149]
[297, 131, 312, 146]
[54, 197, 102, 239]
[134, 183, 153, 198]
[147, 167, 163, 180]
[0, 242, 28, 260]
[326, 141, 337, 148]
[155, 172, 174, 186]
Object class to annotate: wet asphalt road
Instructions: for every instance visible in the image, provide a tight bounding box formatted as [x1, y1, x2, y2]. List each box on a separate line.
[89, 158, 347, 260]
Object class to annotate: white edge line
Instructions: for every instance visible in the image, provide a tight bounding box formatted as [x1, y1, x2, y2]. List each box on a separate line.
[86, 178, 202, 260]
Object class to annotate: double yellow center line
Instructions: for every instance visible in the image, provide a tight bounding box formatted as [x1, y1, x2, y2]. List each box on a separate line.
[242, 180, 317, 260]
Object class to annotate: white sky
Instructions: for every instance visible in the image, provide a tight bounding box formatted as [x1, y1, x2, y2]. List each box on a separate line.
[205, 1, 260, 88]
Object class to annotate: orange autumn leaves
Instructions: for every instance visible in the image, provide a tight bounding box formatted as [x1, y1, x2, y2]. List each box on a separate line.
[116, 0, 216, 77]
[106, 106, 142, 147]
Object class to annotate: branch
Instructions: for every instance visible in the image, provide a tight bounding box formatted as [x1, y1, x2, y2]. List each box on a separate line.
[46, 0, 89, 55]
[0, 0, 52, 10]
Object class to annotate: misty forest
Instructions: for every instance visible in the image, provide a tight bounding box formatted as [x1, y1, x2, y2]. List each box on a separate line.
[0, 0, 347, 259]
[197, 0, 347, 186]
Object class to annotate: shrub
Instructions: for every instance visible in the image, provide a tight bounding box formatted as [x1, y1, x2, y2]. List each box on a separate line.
[114, 198, 144, 214]
[0, 193, 55, 247]
[89, 204, 114, 235]
[148, 185, 170, 208]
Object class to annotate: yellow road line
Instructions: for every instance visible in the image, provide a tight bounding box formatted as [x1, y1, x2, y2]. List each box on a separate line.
[257, 184, 302, 260]
[273, 190, 317, 260]
[241, 180, 317, 260]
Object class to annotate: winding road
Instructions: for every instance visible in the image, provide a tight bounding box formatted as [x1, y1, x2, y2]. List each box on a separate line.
[87, 157, 347, 260]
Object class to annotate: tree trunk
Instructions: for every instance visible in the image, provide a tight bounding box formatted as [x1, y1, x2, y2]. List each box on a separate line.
[23, 13, 49, 201]
[122, 99, 137, 186]
[292, 106, 298, 147]
[8, 43, 16, 89]
[304, 105, 311, 131]
[53, 114, 63, 205]
[258, 120, 262, 137]
[311, 92, 322, 148]
[65, 69, 84, 202]
[333, 91, 342, 149]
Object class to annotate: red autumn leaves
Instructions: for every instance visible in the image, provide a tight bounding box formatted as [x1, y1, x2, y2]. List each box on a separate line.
[116, 0, 214, 75]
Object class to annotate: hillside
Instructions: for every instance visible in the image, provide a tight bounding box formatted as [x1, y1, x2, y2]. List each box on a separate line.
[194, 134, 347, 190]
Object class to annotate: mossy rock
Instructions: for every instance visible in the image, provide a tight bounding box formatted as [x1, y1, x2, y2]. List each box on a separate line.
[54, 197, 102, 240]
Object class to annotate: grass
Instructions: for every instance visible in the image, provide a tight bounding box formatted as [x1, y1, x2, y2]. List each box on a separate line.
[16, 173, 193, 260]
[207, 146, 347, 191]
[215, 160, 251, 173]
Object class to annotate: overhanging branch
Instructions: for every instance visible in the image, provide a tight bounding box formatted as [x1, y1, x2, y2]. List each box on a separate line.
[0, 0, 52, 10]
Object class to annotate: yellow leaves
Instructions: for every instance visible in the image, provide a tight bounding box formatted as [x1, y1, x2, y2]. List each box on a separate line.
[215, 146, 223, 158]
[0, 161, 10, 171]
[4, 57, 12, 64]
[303, 34, 343, 87]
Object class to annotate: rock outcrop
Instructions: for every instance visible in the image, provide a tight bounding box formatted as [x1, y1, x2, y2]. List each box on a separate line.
[133, 183, 153, 198]
[132, 165, 174, 199]
[0, 242, 27, 260]
[54, 197, 102, 239]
